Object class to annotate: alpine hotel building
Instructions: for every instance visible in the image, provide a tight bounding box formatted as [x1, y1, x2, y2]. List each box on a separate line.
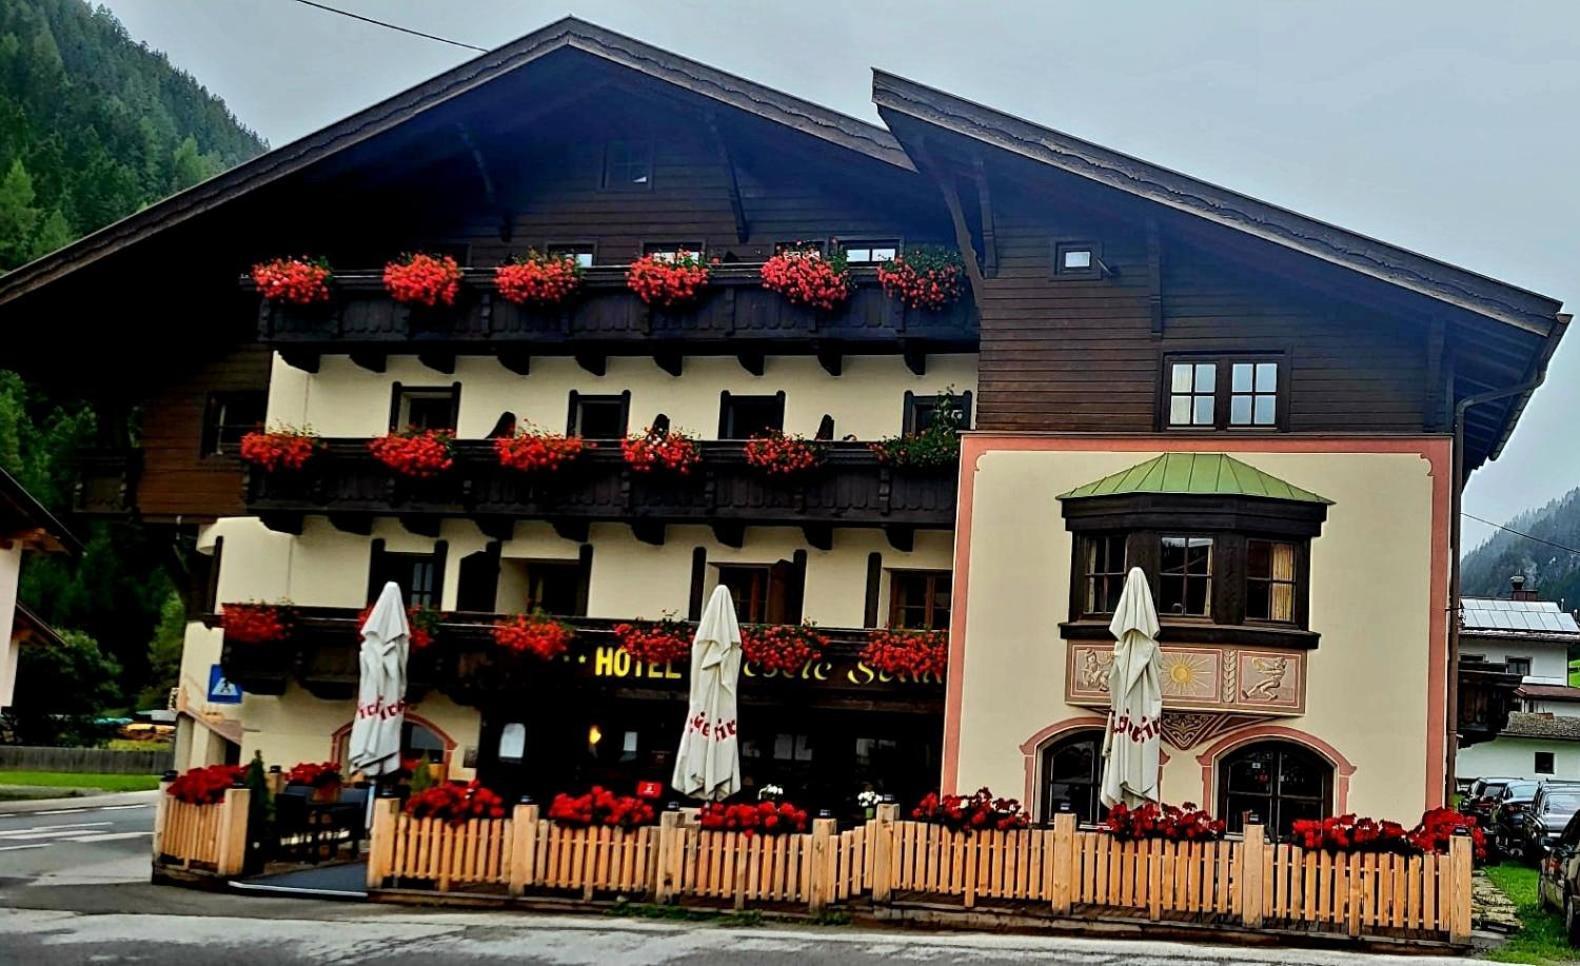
[0, 21, 1566, 834]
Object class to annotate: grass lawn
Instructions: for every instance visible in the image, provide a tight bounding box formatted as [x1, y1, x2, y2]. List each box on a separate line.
[0, 770, 159, 792]
[1483, 862, 1573, 964]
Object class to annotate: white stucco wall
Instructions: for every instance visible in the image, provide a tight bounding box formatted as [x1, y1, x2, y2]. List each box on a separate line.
[0, 543, 21, 710]
[1457, 736, 1580, 783]
[1461, 635, 1569, 686]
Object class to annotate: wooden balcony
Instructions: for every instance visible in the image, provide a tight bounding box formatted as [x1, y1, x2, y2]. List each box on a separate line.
[71, 448, 141, 516]
[216, 607, 943, 714]
[245, 440, 957, 547]
[1457, 658, 1522, 747]
[251, 264, 977, 374]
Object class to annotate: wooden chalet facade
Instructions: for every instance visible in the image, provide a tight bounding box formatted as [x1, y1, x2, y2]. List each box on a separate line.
[0, 19, 1564, 830]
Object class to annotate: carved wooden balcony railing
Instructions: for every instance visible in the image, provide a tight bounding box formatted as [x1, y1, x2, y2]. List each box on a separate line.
[249, 264, 977, 374]
[245, 440, 957, 547]
[215, 607, 943, 714]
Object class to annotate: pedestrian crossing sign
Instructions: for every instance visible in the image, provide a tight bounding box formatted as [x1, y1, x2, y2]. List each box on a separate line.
[207, 664, 243, 704]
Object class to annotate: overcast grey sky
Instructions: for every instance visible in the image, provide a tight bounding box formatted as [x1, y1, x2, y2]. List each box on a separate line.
[100, 0, 1580, 544]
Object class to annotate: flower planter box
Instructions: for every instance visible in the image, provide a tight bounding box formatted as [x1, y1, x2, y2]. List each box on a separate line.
[219, 638, 295, 695]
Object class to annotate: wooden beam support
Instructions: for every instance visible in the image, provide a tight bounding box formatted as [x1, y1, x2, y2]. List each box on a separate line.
[802, 524, 833, 552]
[973, 156, 998, 277]
[711, 521, 745, 549]
[418, 349, 455, 375]
[258, 511, 303, 536]
[654, 350, 683, 378]
[884, 524, 915, 553]
[349, 349, 387, 373]
[475, 516, 516, 542]
[456, 122, 512, 243]
[915, 141, 988, 318]
[706, 112, 750, 243]
[902, 340, 927, 376]
[815, 345, 842, 377]
[736, 351, 765, 376]
[278, 348, 320, 374]
[327, 513, 372, 536]
[498, 349, 531, 376]
[631, 520, 666, 547]
[550, 518, 589, 543]
[574, 351, 606, 377]
[398, 514, 441, 538]
[1425, 317, 1447, 431]
[1146, 218, 1164, 338]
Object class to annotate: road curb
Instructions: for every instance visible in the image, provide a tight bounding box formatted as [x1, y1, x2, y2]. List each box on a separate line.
[0, 789, 159, 815]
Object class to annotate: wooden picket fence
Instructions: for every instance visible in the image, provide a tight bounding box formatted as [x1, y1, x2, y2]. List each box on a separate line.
[151, 783, 250, 876]
[363, 801, 1474, 945]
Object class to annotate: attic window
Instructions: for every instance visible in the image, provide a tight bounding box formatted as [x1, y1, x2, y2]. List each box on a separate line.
[841, 240, 900, 264]
[1054, 241, 1100, 278]
[602, 141, 652, 190]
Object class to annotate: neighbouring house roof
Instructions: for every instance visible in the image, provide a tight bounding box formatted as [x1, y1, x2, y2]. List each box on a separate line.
[1517, 684, 1580, 703]
[1501, 712, 1580, 742]
[11, 603, 65, 649]
[1462, 597, 1580, 636]
[0, 467, 80, 555]
[1058, 453, 1331, 504]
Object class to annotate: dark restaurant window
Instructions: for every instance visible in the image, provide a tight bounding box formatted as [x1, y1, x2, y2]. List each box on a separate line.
[888, 571, 951, 630]
[201, 390, 266, 456]
[1040, 730, 1103, 823]
[1218, 741, 1332, 837]
[1159, 535, 1213, 617]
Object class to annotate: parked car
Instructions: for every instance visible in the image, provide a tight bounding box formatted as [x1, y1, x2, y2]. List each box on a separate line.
[1491, 780, 1543, 859]
[1461, 776, 1520, 828]
[1536, 811, 1580, 943]
[1521, 782, 1580, 860]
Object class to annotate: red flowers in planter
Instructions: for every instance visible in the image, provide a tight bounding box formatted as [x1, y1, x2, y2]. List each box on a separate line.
[495, 250, 582, 305]
[911, 788, 1029, 832]
[547, 786, 657, 830]
[493, 428, 590, 473]
[284, 761, 342, 789]
[877, 246, 965, 311]
[698, 800, 809, 836]
[1291, 809, 1486, 859]
[221, 603, 289, 644]
[1410, 807, 1487, 858]
[743, 431, 822, 476]
[239, 427, 321, 472]
[860, 628, 948, 679]
[626, 251, 710, 307]
[760, 244, 851, 311]
[384, 253, 462, 307]
[251, 256, 331, 305]
[613, 615, 692, 666]
[1104, 801, 1225, 842]
[167, 764, 246, 805]
[356, 603, 440, 650]
[405, 780, 506, 823]
[741, 622, 829, 674]
[492, 613, 573, 660]
[368, 429, 454, 479]
[621, 428, 701, 475]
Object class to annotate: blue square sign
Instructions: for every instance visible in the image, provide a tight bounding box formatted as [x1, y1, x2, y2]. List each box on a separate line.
[207, 664, 243, 704]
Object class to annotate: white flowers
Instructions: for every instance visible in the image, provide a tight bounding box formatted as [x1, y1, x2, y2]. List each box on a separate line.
[857, 790, 881, 808]
[758, 784, 785, 801]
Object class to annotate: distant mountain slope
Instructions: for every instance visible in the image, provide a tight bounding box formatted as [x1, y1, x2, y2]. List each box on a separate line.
[0, 0, 267, 270]
[1463, 487, 1580, 605]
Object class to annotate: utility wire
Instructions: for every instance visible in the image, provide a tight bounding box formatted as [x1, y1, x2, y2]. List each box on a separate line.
[1463, 512, 1580, 557]
[288, 0, 487, 52]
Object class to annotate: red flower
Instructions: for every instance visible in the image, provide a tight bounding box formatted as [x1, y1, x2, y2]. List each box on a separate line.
[860, 628, 948, 679]
[368, 429, 454, 479]
[1287, 809, 1484, 859]
[405, 780, 506, 823]
[621, 428, 701, 475]
[239, 427, 321, 472]
[740, 622, 829, 674]
[911, 788, 1028, 833]
[547, 786, 657, 830]
[626, 251, 710, 307]
[494, 250, 583, 306]
[1104, 801, 1225, 842]
[167, 764, 246, 805]
[494, 428, 590, 473]
[492, 614, 573, 660]
[876, 246, 964, 311]
[356, 603, 440, 650]
[760, 244, 851, 311]
[384, 253, 462, 307]
[252, 256, 332, 305]
[698, 800, 809, 836]
[613, 615, 691, 666]
[284, 761, 342, 789]
[221, 603, 290, 644]
[743, 431, 822, 476]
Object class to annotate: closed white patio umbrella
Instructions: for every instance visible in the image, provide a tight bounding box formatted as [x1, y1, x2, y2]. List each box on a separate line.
[1100, 567, 1164, 809]
[348, 581, 410, 780]
[672, 585, 743, 802]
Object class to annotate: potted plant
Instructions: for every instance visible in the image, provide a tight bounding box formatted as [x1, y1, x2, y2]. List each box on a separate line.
[860, 628, 948, 679]
[493, 426, 591, 473]
[494, 249, 582, 306]
[876, 245, 965, 311]
[911, 787, 1029, 832]
[743, 430, 823, 476]
[612, 614, 691, 666]
[698, 799, 810, 835]
[238, 425, 322, 473]
[405, 780, 506, 823]
[621, 427, 701, 475]
[221, 603, 290, 644]
[740, 622, 829, 674]
[547, 786, 657, 830]
[285, 761, 344, 803]
[492, 613, 574, 660]
[625, 250, 710, 307]
[383, 252, 462, 307]
[760, 243, 851, 310]
[251, 256, 332, 305]
[368, 428, 455, 479]
[870, 391, 963, 469]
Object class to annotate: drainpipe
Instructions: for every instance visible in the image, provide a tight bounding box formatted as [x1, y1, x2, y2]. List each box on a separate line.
[1446, 367, 1550, 802]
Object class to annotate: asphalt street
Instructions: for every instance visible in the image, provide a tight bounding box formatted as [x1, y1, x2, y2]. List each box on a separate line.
[0, 794, 1479, 965]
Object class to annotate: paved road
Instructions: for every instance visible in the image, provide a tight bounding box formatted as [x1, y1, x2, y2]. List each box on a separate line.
[0, 795, 1477, 965]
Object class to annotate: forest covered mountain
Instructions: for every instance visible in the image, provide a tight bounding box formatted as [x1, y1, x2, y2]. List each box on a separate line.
[1463, 487, 1580, 605]
[0, 0, 265, 740]
[0, 0, 266, 271]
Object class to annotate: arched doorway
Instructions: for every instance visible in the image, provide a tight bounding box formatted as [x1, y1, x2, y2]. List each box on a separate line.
[332, 716, 454, 773]
[1039, 729, 1104, 823]
[1217, 740, 1332, 836]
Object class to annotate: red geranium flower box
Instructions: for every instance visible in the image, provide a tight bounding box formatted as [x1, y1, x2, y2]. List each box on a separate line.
[698, 799, 810, 836]
[405, 780, 506, 823]
[876, 246, 965, 311]
[741, 622, 829, 674]
[613, 615, 691, 666]
[1105, 801, 1225, 842]
[222, 603, 289, 644]
[1291, 808, 1486, 859]
[743, 431, 822, 476]
[251, 256, 332, 305]
[626, 251, 710, 307]
[911, 787, 1029, 832]
[493, 429, 590, 473]
[239, 427, 321, 473]
[760, 244, 851, 311]
[495, 250, 582, 305]
[368, 429, 454, 479]
[356, 603, 440, 650]
[860, 628, 947, 679]
[384, 253, 462, 307]
[621, 428, 701, 475]
[547, 786, 657, 830]
[492, 614, 573, 660]
[167, 764, 246, 805]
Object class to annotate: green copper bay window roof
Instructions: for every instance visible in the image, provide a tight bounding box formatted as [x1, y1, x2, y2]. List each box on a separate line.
[1058, 453, 1332, 505]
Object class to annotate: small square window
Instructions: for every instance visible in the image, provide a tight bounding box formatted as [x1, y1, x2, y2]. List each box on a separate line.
[1536, 751, 1555, 775]
[1160, 535, 1213, 617]
[602, 140, 652, 189]
[1168, 363, 1217, 427]
[202, 391, 266, 456]
[774, 240, 825, 256]
[840, 239, 900, 264]
[889, 570, 951, 630]
[720, 394, 783, 439]
[905, 392, 971, 434]
[1230, 362, 1279, 427]
[1507, 657, 1532, 678]
[546, 244, 595, 269]
[642, 242, 704, 263]
[371, 550, 442, 608]
[569, 394, 628, 439]
[392, 387, 458, 432]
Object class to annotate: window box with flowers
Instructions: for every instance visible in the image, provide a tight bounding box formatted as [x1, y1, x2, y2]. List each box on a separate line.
[877, 245, 965, 311]
[492, 613, 574, 661]
[167, 764, 247, 806]
[357, 603, 441, 651]
[239, 426, 322, 474]
[743, 430, 823, 477]
[493, 427, 591, 474]
[548, 786, 657, 830]
[870, 392, 963, 470]
[218, 603, 294, 695]
[1104, 801, 1224, 842]
[251, 256, 332, 305]
[285, 761, 343, 803]
[698, 800, 810, 836]
[613, 614, 691, 667]
[368, 429, 455, 480]
[384, 253, 462, 307]
[741, 622, 829, 675]
[626, 250, 710, 307]
[405, 780, 507, 823]
[861, 628, 947, 680]
[621, 427, 701, 475]
[494, 250, 583, 306]
[760, 243, 852, 311]
[911, 787, 1029, 832]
